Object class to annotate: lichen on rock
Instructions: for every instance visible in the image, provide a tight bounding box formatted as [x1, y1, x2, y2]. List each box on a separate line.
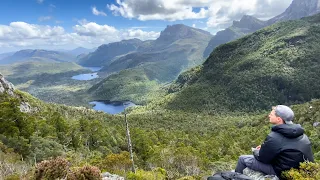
[0, 72, 32, 113]
[243, 168, 279, 180]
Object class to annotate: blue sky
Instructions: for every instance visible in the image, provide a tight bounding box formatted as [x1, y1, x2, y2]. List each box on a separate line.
[0, 0, 292, 53]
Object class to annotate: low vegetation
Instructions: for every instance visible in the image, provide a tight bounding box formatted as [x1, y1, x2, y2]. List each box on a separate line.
[1, 89, 320, 179]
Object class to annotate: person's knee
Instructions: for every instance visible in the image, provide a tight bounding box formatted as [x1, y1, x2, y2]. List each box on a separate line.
[238, 155, 249, 163]
[239, 155, 254, 166]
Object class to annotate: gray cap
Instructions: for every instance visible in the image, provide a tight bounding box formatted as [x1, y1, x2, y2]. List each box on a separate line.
[275, 105, 294, 124]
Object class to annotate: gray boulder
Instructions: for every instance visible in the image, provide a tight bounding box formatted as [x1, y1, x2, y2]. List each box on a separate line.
[101, 172, 124, 180]
[243, 168, 279, 180]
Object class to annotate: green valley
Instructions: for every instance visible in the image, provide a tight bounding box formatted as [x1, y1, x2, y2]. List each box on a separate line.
[2, 1, 320, 179]
[0, 61, 97, 106]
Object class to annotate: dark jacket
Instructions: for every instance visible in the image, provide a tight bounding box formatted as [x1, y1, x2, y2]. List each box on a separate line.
[253, 124, 314, 177]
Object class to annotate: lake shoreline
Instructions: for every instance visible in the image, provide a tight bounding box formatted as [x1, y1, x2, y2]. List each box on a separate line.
[90, 100, 133, 106]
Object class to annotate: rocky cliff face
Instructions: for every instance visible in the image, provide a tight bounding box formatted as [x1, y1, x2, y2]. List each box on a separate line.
[232, 15, 266, 31]
[0, 72, 15, 96]
[268, 0, 320, 24]
[0, 72, 31, 113]
[203, 15, 268, 57]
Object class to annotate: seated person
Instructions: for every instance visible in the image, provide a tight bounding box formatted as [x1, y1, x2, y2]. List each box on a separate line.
[235, 105, 314, 178]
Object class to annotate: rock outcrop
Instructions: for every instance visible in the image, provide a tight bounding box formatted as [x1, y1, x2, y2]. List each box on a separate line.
[268, 0, 320, 24]
[102, 172, 124, 180]
[243, 168, 279, 180]
[0, 72, 32, 113]
[0, 73, 15, 96]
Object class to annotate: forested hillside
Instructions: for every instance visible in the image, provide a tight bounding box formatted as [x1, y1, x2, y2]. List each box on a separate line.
[165, 14, 320, 113]
[1, 75, 320, 179]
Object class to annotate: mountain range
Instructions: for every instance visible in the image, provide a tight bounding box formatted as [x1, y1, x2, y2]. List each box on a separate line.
[85, 24, 212, 103]
[67, 47, 96, 56]
[165, 13, 320, 113]
[203, 0, 320, 57]
[0, 49, 76, 65]
[77, 39, 143, 67]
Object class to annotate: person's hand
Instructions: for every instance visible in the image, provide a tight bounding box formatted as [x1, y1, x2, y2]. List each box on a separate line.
[256, 145, 261, 150]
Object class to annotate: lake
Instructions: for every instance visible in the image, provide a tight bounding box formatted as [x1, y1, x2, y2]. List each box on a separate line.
[72, 72, 98, 80]
[71, 66, 102, 80]
[89, 101, 136, 114]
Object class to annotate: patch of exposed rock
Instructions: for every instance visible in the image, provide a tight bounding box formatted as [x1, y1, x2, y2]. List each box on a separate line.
[0, 72, 32, 113]
[102, 172, 124, 180]
[243, 168, 279, 180]
[0, 73, 15, 96]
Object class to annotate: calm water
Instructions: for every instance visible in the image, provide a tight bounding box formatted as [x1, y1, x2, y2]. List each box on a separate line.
[89, 101, 135, 114]
[72, 72, 98, 80]
[71, 66, 102, 80]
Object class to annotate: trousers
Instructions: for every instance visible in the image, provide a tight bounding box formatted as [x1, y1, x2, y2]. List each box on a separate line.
[235, 155, 276, 175]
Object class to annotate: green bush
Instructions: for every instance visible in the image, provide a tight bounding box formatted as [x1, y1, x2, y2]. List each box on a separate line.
[177, 176, 197, 180]
[127, 168, 167, 180]
[4, 174, 20, 180]
[282, 162, 320, 180]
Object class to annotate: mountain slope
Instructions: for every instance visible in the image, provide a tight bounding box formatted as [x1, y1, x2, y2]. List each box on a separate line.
[203, 0, 320, 58]
[268, 0, 320, 24]
[165, 14, 320, 113]
[68, 47, 95, 56]
[77, 39, 142, 67]
[0, 52, 14, 61]
[0, 49, 76, 65]
[88, 25, 212, 103]
[101, 24, 212, 82]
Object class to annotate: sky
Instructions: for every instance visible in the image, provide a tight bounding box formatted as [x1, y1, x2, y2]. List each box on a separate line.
[0, 0, 293, 53]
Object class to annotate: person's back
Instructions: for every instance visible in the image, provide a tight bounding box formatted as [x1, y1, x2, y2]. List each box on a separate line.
[254, 124, 314, 176]
[235, 105, 314, 179]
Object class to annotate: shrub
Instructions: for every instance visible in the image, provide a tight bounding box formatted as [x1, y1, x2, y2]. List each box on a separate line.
[99, 151, 132, 174]
[4, 174, 20, 180]
[71, 166, 101, 180]
[127, 168, 166, 180]
[281, 162, 320, 180]
[34, 157, 69, 180]
[177, 176, 196, 180]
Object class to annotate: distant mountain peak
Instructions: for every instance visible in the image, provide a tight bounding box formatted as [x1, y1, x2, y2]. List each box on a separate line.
[232, 15, 266, 30]
[157, 24, 211, 42]
[268, 0, 320, 24]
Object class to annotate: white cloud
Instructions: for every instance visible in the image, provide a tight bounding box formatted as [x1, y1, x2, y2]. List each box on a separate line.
[107, 0, 209, 21]
[38, 16, 52, 22]
[73, 22, 117, 36]
[73, 21, 160, 41]
[107, 0, 292, 27]
[205, 0, 292, 28]
[37, 0, 44, 4]
[0, 21, 160, 52]
[55, 20, 63, 24]
[92, 6, 107, 16]
[122, 29, 160, 40]
[192, 24, 196, 27]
